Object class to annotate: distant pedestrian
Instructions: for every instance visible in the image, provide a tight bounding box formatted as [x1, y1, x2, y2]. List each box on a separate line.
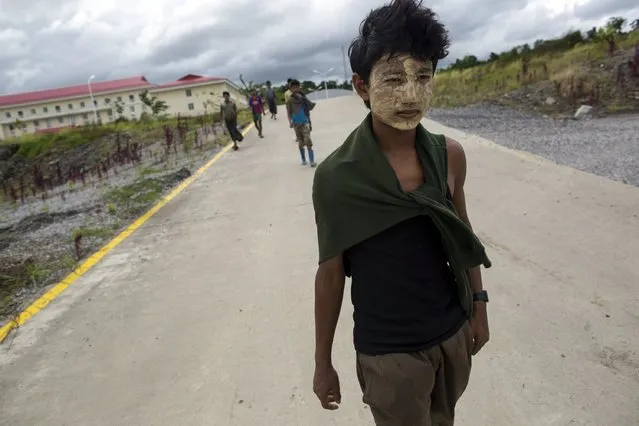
[220, 91, 243, 151]
[287, 79, 316, 167]
[265, 81, 278, 120]
[284, 78, 293, 104]
[248, 89, 266, 138]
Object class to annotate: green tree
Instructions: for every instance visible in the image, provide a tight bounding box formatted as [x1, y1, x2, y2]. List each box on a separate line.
[138, 89, 169, 116]
[606, 17, 626, 34]
[14, 119, 27, 132]
[114, 100, 125, 118]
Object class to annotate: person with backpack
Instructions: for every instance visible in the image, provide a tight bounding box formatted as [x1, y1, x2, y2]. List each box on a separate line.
[287, 79, 316, 167]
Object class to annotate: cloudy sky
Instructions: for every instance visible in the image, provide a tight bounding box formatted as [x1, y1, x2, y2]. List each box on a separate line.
[0, 0, 637, 95]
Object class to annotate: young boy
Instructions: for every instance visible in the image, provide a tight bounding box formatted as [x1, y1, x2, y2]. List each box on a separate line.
[311, 1, 492, 425]
[286, 79, 316, 167]
[220, 91, 243, 151]
[247, 89, 265, 138]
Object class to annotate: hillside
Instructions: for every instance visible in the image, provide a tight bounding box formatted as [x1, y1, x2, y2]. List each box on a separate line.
[433, 25, 639, 116]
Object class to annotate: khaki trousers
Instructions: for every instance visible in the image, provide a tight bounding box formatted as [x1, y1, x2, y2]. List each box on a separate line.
[356, 321, 473, 426]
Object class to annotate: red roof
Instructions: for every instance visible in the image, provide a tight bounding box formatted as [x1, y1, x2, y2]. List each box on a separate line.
[154, 74, 223, 89]
[0, 74, 229, 108]
[0, 76, 152, 108]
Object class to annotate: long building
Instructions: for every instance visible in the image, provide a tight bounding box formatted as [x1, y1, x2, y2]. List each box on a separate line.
[0, 74, 246, 141]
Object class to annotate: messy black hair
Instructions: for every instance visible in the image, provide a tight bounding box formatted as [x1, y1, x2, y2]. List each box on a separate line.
[289, 79, 301, 87]
[222, 91, 230, 96]
[348, 0, 450, 85]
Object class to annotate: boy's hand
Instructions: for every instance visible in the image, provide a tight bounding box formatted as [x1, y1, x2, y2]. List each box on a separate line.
[470, 302, 489, 355]
[313, 364, 341, 410]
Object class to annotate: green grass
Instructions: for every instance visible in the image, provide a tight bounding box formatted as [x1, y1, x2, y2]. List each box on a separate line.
[70, 226, 116, 241]
[433, 31, 639, 108]
[103, 177, 164, 208]
[1, 107, 251, 160]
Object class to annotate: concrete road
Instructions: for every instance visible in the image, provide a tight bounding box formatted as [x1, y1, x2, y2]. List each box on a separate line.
[1, 96, 638, 426]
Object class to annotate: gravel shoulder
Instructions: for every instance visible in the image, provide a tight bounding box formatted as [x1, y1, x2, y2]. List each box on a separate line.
[428, 104, 639, 187]
[0, 123, 243, 322]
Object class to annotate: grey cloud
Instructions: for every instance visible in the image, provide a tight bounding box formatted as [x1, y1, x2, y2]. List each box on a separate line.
[2, 0, 638, 96]
[574, 0, 638, 20]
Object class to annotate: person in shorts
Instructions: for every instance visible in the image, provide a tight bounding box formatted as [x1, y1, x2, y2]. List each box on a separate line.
[286, 79, 316, 167]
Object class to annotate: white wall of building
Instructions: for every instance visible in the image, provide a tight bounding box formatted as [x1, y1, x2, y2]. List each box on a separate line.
[0, 80, 245, 141]
[151, 81, 245, 118]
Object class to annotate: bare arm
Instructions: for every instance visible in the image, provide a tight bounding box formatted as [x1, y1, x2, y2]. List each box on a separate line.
[447, 137, 484, 293]
[447, 137, 489, 354]
[314, 255, 346, 367]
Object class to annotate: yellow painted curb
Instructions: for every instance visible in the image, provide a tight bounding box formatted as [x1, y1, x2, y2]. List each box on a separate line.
[0, 123, 254, 343]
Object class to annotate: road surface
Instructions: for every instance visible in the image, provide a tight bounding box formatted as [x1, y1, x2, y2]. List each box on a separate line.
[1, 96, 638, 426]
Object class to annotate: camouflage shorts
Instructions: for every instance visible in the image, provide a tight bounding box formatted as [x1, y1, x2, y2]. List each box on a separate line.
[294, 124, 312, 148]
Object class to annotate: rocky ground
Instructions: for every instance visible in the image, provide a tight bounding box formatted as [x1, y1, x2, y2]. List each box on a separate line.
[429, 104, 639, 187]
[0, 122, 246, 321]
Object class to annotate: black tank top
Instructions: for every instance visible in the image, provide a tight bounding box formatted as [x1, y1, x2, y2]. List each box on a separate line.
[345, 215, 465, 355]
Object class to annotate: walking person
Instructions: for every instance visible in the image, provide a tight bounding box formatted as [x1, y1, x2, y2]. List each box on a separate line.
[247, 88, 265, 138]
[286, 79, 316, 167]
[311, 1, 492, 425]
[284, 78, 293, 103]
[265, 81, 278, 119]
[220, 91, 243, 151]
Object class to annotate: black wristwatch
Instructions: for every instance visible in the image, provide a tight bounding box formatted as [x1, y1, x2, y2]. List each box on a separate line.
[473, 290, 489, 303]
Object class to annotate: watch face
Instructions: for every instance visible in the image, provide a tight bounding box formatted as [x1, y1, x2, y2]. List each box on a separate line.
[474, 291, 489, 302]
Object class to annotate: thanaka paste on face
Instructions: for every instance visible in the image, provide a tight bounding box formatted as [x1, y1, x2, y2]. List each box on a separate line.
[368, 54, 434, 130]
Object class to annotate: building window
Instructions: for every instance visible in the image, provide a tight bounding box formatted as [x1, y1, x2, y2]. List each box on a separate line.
[34, 120, 40, 128]
[71, 116, 76, 125]
[129, 94, 135, 102]
[185, 89, 192, 97]
[17, 111, 23, 118]
[46, 119, 52, 128]
[80, 101, 86, 108]
[188, 103, 194, 110]
[30, 108, 36, 115]
[68, 103, 73, 110]
[107, 109, 113, 117]
[5, 112, 11, 118]
[130, 106, 135, 112]
[55, 105, 61, 112]
[58, 117, 64, 124]
[93, 100, 98, 106]
[8, 124, 14, 131]
[105, 98, 111, 104]
[43, 107, 48, 113]
[117, 96, 122, 102]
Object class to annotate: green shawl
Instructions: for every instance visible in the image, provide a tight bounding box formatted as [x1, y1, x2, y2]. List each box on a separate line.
[312, 113, 492, 318]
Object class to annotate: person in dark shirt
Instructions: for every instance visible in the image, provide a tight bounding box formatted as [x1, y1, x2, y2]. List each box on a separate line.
[265, 81, 278, 120]
[311, 1, 490, 425]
